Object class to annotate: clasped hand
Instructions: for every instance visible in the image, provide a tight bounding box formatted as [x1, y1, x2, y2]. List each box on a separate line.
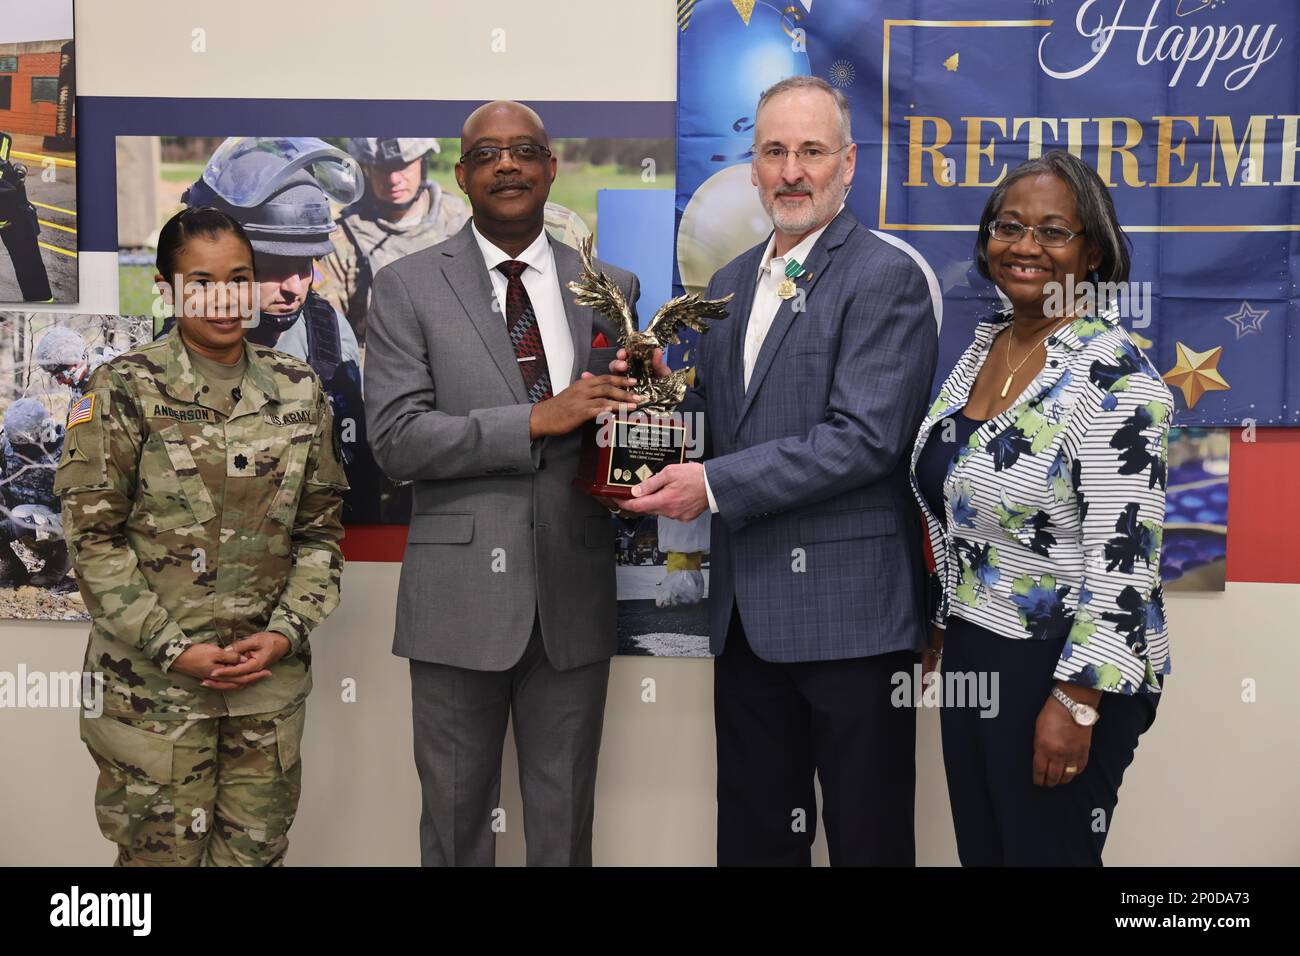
[171, 631, 292, 691]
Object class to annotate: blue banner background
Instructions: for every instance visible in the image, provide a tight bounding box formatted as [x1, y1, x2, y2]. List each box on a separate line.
[675, 0, 1297, 427]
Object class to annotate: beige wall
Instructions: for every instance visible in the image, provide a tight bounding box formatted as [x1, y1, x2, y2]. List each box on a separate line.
[2, 576, 1298, 865]
[1, 0, 1296, 866]
[76, 0, 677, 102]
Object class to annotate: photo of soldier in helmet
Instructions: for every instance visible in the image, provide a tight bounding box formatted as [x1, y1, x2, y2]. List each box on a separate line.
[176, 137, 402, 524]
[319, 138, 470, 341]
[0, 397, 67, 591]
[33, 325, 121, 402]
[0, 313, 148, 619]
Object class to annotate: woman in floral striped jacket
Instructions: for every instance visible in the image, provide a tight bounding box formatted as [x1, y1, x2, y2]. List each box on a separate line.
[910, 150, 1173, 866]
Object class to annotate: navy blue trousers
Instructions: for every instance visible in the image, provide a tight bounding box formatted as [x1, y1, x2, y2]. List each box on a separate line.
[714, 603, 917, 867]
[939, 617, 1159, 866]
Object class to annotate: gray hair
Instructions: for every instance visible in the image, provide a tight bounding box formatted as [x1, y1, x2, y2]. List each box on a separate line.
[755, 75, 853, 146]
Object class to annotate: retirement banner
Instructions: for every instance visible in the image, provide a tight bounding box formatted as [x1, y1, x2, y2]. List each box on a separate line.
[675, 0, 1295, 427]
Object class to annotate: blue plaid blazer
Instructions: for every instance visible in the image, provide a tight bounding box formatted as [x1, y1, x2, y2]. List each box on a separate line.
[690, 207, 938, 661]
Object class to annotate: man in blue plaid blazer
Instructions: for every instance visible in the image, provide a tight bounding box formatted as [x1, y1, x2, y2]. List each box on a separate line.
[620, 77, 937, 865]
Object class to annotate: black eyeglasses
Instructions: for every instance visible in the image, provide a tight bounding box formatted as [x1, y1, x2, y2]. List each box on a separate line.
[459, 143, 552, 167]
[987, 220, 1082, 248]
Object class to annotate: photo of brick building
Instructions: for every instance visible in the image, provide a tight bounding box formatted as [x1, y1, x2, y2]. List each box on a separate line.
[0, 40, 74, 146]
[0, 1, 76, 303]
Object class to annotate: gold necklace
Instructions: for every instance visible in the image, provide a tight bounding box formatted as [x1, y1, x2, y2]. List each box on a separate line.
[1000, 315, 1071, 398]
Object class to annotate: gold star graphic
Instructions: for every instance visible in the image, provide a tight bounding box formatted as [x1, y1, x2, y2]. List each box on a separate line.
[1162, 342, 1230, 410]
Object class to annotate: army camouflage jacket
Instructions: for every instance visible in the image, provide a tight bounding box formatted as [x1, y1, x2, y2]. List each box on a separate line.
[54, 327, 348, 720]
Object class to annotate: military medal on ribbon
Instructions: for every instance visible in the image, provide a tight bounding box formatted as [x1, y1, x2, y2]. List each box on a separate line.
[777, 258, 805, 300]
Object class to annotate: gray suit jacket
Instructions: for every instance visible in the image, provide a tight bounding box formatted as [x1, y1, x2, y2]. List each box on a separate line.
[365, 221, 638, 671]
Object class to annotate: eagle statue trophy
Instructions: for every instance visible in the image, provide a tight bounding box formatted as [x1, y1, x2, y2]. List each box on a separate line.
[567, 236, 732, 413]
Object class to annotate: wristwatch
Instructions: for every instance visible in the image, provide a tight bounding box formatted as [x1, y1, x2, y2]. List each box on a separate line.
[1051, 686, 1100, 726]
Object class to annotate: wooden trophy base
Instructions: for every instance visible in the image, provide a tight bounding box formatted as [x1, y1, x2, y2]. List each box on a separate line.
[572, 414, 688, 500]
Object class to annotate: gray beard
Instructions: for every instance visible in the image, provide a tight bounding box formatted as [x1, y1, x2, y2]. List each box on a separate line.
[766, 187, 840, 235]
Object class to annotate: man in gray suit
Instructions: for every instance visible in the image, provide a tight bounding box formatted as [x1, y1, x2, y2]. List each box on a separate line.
[619, 76, 938, 865]
[365, 101, 641, 866]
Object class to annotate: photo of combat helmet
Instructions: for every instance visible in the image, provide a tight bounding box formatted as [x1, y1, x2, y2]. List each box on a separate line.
[183, 137, 365, 331]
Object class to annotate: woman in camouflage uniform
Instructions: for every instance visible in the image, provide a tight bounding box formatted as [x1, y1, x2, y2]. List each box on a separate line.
[55, 207, 348, 866]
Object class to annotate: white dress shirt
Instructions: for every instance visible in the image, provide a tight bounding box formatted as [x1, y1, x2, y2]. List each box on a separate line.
[703, 209, 842, 514]
[471, 221, 574, 392]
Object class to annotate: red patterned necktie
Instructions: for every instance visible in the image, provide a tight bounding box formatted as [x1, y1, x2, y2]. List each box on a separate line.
[497, 260, 553, 403]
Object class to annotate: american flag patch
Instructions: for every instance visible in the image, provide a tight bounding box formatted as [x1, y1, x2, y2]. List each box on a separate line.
[66, 394, 95, 429]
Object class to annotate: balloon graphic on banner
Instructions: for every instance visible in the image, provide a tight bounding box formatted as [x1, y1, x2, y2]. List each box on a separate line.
[676, 163, 771, 292]
[678, 0, 810, 143]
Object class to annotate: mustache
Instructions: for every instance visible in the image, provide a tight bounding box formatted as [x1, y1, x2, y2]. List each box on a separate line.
[774, 185, 813, 197]
[491, 180, 532, 193]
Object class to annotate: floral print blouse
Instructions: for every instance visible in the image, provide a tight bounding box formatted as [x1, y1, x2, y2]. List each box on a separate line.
[909, 306, 1173, 696]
